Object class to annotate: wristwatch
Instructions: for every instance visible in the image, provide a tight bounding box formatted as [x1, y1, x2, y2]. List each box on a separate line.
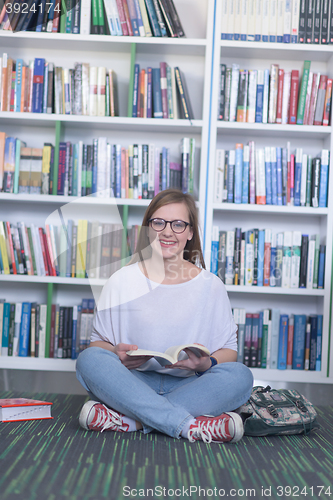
[195, 356, 218, 377]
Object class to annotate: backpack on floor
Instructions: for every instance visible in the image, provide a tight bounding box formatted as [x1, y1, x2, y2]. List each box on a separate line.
[238, 385, 320, 436]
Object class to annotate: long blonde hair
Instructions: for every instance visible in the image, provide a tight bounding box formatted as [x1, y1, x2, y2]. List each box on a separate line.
[128, 189, 206, 269]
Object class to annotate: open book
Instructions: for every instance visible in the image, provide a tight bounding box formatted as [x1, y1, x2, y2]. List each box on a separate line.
[126, 343, 210, 367]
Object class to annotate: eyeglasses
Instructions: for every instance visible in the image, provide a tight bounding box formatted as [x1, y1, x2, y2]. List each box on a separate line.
[148, 218, 191, 234]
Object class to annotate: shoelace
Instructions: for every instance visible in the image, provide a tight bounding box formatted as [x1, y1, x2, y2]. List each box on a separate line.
[188, 417, 230, 443]
[91, 405, 126, 433]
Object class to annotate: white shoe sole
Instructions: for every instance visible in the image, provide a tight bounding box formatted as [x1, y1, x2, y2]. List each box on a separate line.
[225, 412, 244, 442]
[79, 400, 100, 430]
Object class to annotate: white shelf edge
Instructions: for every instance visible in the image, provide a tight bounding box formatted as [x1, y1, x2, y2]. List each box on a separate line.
[252, 368, 331, 384]
[0, 31, 207, 47]
[0, 193, 152, 206]
[0, 275, 106, 286]
[225, 285, 325, 296]
[212, 203, 329, 215]
[0, 357, 76, 372]
[216, 121, 332, 134]
[0, 112, 203, 128]
[220, 39, 333, 53]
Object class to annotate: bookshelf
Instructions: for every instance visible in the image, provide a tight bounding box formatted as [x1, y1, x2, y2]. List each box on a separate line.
[204, 0, 333, 383]
[0, 0, 215, 374]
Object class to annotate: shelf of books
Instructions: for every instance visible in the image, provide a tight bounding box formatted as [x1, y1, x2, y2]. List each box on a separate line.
[0, 0, 215, 372]
[204, 0, 333, 384]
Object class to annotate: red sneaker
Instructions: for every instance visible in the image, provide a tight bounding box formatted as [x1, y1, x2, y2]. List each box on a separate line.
[79, 401, 129, 433]
[188, 412, 244, 443]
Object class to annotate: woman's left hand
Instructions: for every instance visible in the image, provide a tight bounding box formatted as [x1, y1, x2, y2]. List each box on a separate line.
[165, 349, 212, 372]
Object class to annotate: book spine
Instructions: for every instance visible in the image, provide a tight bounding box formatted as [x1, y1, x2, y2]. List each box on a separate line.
[288, 70, 299, 124]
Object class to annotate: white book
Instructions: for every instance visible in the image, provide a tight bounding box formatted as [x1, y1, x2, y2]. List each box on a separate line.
[49, 225, 59, 276]
[247, 0, 256, 40]
[30, 224, 44, 276]
[247, 69, 257, 123]
[103, 0, 117, 35]
[229, 64, 240, 122]
[281, 71, 291, 124]
[241, 0, 248, 40]
[277, 0, 284, 42]
[234, 0, 242, 40]
[261, 0, 269, 41]
[245, 231, 254, 286]
[270, 309, 280, 369]
[214, 149, 225, 203]
[97, 67, 106, 117]
[269, 0, 277, 42]
[225, 230, 235, 285]
[282, 230, 292, 288]
[38, 304, 47, 358]
[283, 0, 292, 42]
[19, 222, 32, 276]
[290, 231, 301, 288]
[262, 69, 270, 124]
[300, 153, 307, 206]
[89, 67, 98, 117]
[97, 137, 108, 198]
[291, 0, 300, 42]
[13, 302, 22, 357]
[221, 0, 229, 39]
[63, 69, 71, 115]
[80, 0, 91, 35]
[82, 63, 90, 116]
[270, 231, 277, 287]
[77, 141, 83, 197]
[266, 312, 272, 367]
[227, 0, 235, 39]
[138, 0, 152, 36]
[138, 144, 143, 198]
[148, 144, 155, 195]
[255, 148, 266, 203]
[255, 0, 262, 40]
[306, 236, 316, 289]
[240, 237, 246, 285]
[268, 64, 279, 123]
[110, 0, 123, 35]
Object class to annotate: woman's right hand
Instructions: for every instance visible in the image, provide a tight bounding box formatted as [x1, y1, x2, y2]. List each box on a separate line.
[114, 343, 152, 369]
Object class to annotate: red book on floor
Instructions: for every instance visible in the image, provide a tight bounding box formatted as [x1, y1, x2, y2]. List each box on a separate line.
[0, 398, 53, 422]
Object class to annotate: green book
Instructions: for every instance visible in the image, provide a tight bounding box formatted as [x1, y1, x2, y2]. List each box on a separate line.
[260, 309, 270, 369]
[8, 304, 15, 357]
[305, 155, 312, 206]
[127, 44, 136, 118]
[65, 0, 73, 33]
[296, 60, 311, 124]
[27, 227, 38, 276]
[60, 0, 67, 33]
[97, 0, 105, 34]
[91, 0, 99, 34]
[313, 234, 320, 289]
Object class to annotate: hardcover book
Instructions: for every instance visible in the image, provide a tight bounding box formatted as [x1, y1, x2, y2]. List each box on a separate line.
[0, 398, 52, 422]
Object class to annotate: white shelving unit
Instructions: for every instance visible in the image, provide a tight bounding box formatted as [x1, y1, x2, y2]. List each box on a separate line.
[0, 0, 215, 373]
[203, 0, 333, 384]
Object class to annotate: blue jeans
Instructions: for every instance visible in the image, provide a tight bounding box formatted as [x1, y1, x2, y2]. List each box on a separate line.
[76, 347, 254, 439]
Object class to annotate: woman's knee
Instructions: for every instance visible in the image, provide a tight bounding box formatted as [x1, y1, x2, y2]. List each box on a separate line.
[76, 346, 118, 374]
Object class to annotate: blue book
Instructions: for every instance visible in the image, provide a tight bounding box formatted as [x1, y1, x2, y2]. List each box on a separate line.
[14, 59, 23, 112]
[72, 143, 79, 196]
[144, 0, 162, 36]
[283, 0, 291, 42]
[250, 313, 260, 367]
[35, 0, 46, 31]
[19, 0, 39, 31]
[270, 309, 280, 369]
[234, 145, 243, 204]
[71, 305, 78, 359]
[32, 58, 45, 113]
[227, 150, 235, 203]
[244, 313, 253, 367]
[42, 63, 49, 114]
[133, 0, 144, 35]
[271, 147, 278, 205]
[161, 147, 167, 190]
[294, 148, 303, 206]
[292, 314, 307, 369]
[255, 70, 264, 122]
[241, 145, 249, 203]
[264, 147, 272, 204]
[318, 150, 330, 207]
[210, 226, 219, 275]
[57, 142, 67, 195]
[115, 144, 121, 198]
[147, 67, 153, 118]
[277, 314, 289, 369]
[270, 232, 277, 286]
[257, 229, 265, 286]
[127, 0, 140, 35]
[2, 303, 10, 356]
[316, 315, 323, 371]
[152, 68, 163, 118]
[276, 147, 283, 205]
[91, 139, 98, 195]
[18, 302, 31, 357]
[309, 315, 318, 371]
[318, 245, 325, 288]
[132, 64, 140, 118]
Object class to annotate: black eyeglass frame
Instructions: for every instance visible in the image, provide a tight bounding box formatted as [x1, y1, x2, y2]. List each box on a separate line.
[147, 218, 192, 234]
